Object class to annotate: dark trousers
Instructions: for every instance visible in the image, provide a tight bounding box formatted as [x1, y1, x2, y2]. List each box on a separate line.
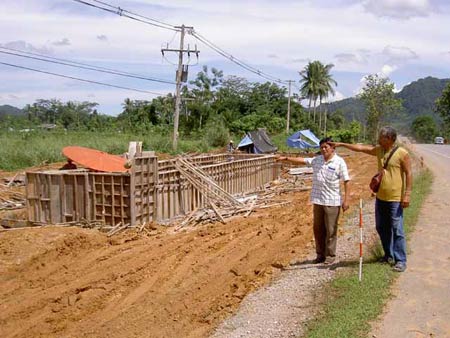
[375, 198, 407, 263]
[313, 204, 341, 258]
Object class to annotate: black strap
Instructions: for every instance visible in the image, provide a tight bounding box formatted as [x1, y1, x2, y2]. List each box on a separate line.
[382, 146, 399, 169]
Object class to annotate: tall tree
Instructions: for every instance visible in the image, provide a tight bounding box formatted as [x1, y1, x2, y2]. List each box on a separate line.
[358, 74, 402, 143]
[435, 82, 450, 137]
[411, 115, 438, 142]
[299, 61, 321, 121]
[316, 63, 337, 135]
[299, 61, 336, 127]
[188, 66, 223, 129]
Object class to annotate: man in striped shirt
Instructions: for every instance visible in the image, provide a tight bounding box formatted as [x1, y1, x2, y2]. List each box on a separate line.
[277, 137, 350, 265]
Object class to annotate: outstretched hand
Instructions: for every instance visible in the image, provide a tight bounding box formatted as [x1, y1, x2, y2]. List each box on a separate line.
[329, 141, 340, 148]
[275, 155, 287, 162]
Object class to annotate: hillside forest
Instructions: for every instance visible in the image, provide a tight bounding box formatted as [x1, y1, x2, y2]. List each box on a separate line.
[1, 62, 450, 170]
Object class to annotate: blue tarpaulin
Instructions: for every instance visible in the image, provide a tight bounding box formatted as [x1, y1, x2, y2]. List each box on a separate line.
[287, 129, 320, 149]
[237, 134, 253, 148]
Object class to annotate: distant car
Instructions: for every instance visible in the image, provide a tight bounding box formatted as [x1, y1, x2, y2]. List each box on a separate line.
[434, 136, 444, 145]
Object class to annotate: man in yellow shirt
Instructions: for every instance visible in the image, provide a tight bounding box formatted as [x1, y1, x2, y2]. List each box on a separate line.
[332, 126, 412, 272]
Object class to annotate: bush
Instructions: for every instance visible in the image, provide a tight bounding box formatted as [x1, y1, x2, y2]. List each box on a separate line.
[203, 117, 230, 147]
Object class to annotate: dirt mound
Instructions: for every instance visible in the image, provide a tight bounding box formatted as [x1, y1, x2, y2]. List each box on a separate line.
[0, 151, 375, 338]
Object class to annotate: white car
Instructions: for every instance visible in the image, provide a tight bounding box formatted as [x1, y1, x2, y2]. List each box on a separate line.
[434, 136, 444, 145]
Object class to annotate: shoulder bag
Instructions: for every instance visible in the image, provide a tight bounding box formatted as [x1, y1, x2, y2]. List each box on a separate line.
[369, 146, 399, 193]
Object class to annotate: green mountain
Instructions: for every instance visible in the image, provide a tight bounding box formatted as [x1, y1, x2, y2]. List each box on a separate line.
[323, 76, 450, 129]
[396, 76, 449, 123]
[0, 104, 24, 118]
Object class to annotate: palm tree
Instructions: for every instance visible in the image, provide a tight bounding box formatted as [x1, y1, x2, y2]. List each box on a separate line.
[299, 61, 337, 132]
[299, 61, 321, 121]
[317, 63, 337, 135]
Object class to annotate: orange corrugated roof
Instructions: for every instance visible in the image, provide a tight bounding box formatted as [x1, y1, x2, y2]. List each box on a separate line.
[62, 146, 128, 173]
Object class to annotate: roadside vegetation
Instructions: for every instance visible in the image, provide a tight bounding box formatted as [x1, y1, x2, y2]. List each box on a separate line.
[304, 169, 433, 338]
[1, 63, 449, 171]
[0, 131, 211, 171]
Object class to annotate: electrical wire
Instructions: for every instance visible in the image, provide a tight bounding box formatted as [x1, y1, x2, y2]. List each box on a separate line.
[161, 53, 178, 66]
[92, 0, 176, 30]
[72, 0, 293, 87]
[72, 0, 178, 31]
[0, 61, 164, 95]
[166, 30, 179, 46]
[190, 30, 288, 85]
[0, 48, 176, 85]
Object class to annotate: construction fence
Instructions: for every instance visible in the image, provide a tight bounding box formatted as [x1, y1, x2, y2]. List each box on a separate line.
[26, 153, 279, 227]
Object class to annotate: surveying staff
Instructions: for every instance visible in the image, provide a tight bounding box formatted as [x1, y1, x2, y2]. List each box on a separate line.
[331, 126, 412, 272]
[277, 137, 350, 265]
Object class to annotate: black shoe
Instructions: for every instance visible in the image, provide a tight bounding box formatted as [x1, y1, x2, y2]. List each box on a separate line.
[313, 256, 325, 264]
[378, 256, 394, 265]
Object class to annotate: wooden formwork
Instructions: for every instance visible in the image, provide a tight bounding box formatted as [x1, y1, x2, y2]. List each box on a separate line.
[26, 170, 91, 224]
[26, 153, 279, 226]
[130, 155, 158, 226]
[90, 172, 131, 226]
[155, 154, 278, 222]
[26, 170, 131, 226]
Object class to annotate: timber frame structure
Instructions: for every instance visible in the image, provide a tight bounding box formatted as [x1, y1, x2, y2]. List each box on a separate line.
[26, 153, 279, 227]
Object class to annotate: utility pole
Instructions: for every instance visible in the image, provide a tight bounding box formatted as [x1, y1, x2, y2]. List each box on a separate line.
[286, 80, 293, 133]
[161, 25, 199, 150]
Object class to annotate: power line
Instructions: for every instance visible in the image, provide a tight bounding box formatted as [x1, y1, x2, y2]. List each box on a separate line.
[0, 61, 164, 95]
[92, 0, 176, 29]
[0, 47, 176, 85]
[72, 0, 177, 31]
[72, 0, 291, 86]
[73, 0, 296, 97]
[190, 30, 289, 85]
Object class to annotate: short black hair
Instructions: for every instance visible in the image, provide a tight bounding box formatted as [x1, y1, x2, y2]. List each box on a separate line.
[319, 137, 333, 146]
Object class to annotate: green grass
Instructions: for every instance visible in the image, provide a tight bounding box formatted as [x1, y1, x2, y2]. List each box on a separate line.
[306, 264, 395, 338]
[305, 169, 433, 338]
[0, 130, 210, 171]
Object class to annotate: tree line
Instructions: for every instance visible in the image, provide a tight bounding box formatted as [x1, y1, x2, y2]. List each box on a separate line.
[2, 61, 449, 145]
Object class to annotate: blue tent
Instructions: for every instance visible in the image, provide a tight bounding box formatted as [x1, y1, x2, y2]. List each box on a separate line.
[287, 129, 320, 149]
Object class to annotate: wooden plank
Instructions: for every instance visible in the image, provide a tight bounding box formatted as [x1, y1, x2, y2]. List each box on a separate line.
[84, 173, 91, 222]
[49, 175, 59, 223]
[101, 175, 106, 224]
[209, 201, 226, 224]
[111, 175, 116, 225]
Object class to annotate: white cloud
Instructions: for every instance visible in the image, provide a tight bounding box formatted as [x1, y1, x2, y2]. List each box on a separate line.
[291, 58, 310, 64]
[1, 0, 450, 112]
[328, 90, 345, 102]
[0, 40, 52, 54]
[52, 38, 71, 47]
[363, 0, 433, 19]
[380, 64, 397, 76]
[97, 35, 108, 42]
[334, 52, 368, 65]
[382, 45, 418, 63]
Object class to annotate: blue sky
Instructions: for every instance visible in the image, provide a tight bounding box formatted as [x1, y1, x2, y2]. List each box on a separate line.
[1, 0, 450, 115]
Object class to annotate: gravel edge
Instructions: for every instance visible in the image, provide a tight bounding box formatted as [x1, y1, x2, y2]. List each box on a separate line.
[211, 201, 378, 338]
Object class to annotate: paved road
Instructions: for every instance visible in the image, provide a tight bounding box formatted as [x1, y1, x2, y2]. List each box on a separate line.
[371, 144, 450, 338]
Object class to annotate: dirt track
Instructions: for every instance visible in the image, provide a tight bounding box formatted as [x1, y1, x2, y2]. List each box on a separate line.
[0, 151, 375, 338]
